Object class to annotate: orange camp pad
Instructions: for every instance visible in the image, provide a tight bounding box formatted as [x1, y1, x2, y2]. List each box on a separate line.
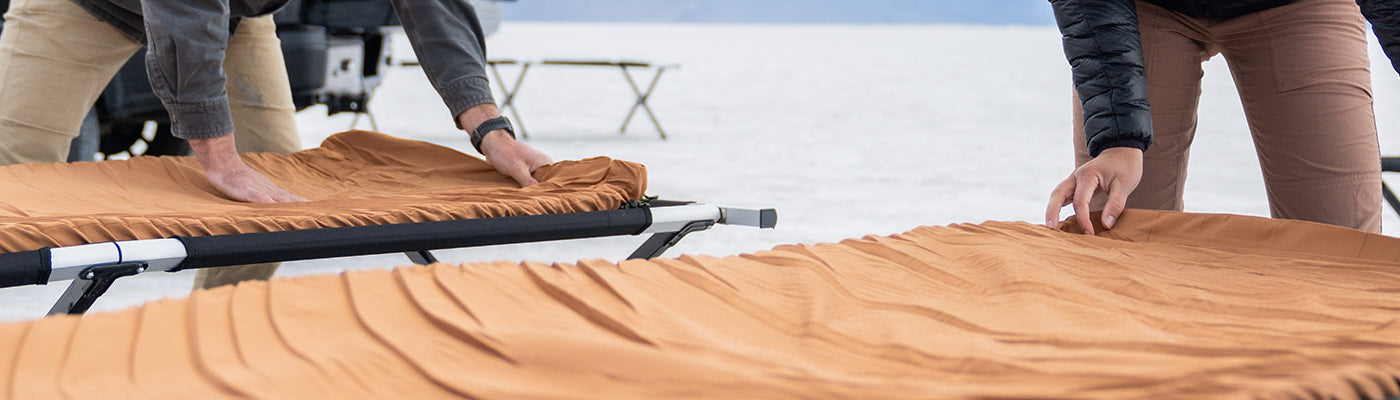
[0, 130, 645, 253]
[3, 210, 1397, 399]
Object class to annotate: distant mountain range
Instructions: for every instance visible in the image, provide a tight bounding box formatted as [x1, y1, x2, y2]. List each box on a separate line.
[499, 0, 1057, 25]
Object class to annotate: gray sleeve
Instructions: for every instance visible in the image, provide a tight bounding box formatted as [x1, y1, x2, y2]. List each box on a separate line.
[140, 0, 235, 140]
[391, 0, 495, 128]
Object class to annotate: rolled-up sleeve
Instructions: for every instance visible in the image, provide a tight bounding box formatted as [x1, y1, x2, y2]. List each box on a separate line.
[391, 0, 494, 127]
[1050, 0, 1153, 157]
[141, 0, 235, 140]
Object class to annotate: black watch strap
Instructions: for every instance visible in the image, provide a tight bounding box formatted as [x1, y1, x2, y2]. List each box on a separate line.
[470, 116, 515, 154]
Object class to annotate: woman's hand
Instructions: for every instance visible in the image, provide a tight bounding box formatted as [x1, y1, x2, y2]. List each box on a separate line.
[1045, 147, 1143, 234]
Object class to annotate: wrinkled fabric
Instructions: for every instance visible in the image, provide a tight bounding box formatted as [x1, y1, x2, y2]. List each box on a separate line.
[3, 210, 1398, 399]
[0, 130, 646, 253]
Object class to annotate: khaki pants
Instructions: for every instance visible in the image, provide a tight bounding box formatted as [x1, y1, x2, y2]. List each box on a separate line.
[0, 0, 303, 289]
[1073, 0, 1383, 233]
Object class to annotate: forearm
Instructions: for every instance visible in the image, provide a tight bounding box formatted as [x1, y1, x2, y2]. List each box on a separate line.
[1050, 0, 1153, 157]
[391, 0, 495, 126]
[391, 0, 549, 184]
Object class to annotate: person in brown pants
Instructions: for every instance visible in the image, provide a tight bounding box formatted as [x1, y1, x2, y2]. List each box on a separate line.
[1044, 0, 1388, 234]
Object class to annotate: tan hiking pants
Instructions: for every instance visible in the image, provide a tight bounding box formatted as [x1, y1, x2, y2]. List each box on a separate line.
[1073, 0, 1383, 233]
[0, 0, 303, 289]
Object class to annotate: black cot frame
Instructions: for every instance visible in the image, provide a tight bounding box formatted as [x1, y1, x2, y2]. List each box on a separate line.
[1384, 156, 1399, 217]
[0, 201, 776, 316]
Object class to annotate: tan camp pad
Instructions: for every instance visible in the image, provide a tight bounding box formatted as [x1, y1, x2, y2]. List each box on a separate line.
[2, 209, 1397, 399]
[0, 130, 646, 253]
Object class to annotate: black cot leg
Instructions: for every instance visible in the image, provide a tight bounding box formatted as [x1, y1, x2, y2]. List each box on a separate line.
[406, 251, 439, 265]
[1384, 181, 1400, 218]
[627, 220, 714, 260]
[47, 262, 148, 316]
[489, 62, 532, 139]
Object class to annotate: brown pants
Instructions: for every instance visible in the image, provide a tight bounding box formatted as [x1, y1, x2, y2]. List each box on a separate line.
[1073, 0, 1383, 233]
[0, 0, 303, 289]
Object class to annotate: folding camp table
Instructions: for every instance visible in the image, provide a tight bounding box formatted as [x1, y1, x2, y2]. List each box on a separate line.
[1385, 156, 1399, 217]
[487, 59, 678, 139]
[0, 201, 776, 316]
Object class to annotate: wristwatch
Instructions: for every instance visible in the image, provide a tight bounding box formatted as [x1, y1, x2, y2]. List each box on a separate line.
[470, 116, 515, 154]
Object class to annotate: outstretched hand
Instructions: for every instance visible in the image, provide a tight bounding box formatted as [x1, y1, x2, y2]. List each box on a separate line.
[1044, 147, 1143, 234]
[189, 135, 308, 203]
[480, 131, 552, 187]
[205, 163, 308, 203]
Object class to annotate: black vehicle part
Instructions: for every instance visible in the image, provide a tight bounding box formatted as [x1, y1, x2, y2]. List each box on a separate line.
[96, 122, 190, 158]
[279, 25, 330, 110]
[276, 0, 401, 33]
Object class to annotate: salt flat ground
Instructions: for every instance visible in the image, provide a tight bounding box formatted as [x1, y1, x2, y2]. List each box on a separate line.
[2, 22, 1397, 320]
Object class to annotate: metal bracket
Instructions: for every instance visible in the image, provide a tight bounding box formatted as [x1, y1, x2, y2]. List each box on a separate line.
[627, 220, 715, 260]
[405, 250, 439, 265]
[47, 262, 148, 316]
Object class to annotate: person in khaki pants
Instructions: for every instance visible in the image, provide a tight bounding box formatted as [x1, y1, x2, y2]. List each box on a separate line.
[0, 0, 298, 289]
[0, 0, 552, 290]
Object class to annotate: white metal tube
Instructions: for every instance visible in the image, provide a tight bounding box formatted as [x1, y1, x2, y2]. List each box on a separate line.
[643, 204, 722, 233]
[114, 238, 188, 272]
[718, 207, 777, 228]
[47, 238, 189, 282]
[48, 243, 121, 281]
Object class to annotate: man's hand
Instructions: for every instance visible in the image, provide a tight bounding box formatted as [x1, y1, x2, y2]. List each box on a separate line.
[480, 131, 552, 187]
[188, 135, 307, 203]
[458, 103, 552, 187]
[1044, 147, 1143, 234]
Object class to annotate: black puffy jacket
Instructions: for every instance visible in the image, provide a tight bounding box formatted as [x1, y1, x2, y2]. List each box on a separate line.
[1050, 0, 1400, 157]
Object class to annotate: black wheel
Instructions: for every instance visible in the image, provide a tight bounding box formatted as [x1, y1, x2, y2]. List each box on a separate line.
[142, 123, 191, 157]
[98, 121, 144, 157]
[97, 121, 191, 159]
